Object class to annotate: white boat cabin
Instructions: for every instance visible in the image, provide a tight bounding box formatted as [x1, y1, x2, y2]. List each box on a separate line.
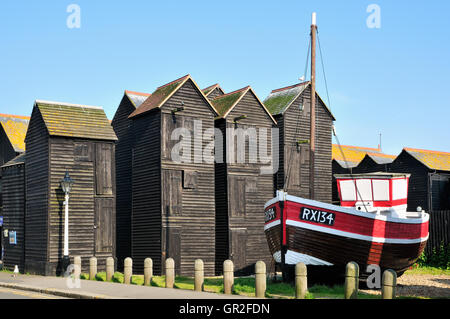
[334, 172, 420, 218]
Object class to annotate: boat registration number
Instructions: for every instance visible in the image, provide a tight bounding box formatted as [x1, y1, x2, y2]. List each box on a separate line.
[265, 207, 276, 223]
[300, 207, 335, 226]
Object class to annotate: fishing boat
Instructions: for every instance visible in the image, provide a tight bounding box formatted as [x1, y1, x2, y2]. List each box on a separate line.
[264, 172, 429, 277]
[264, 13, 429, 277]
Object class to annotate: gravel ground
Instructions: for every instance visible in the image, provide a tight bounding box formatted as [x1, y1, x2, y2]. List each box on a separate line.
[360, 273, 450, 298]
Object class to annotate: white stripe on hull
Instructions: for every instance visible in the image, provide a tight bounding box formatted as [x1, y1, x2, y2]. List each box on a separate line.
[273, 250, 334, 266]
[286, 219, 429, 244]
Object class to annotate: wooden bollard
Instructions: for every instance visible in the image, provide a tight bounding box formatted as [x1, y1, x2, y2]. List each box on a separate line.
[223, 260, 234, 295]
[382, 269, 397, 299]
[194, 259, 204, 292]
[73, 256, 81, 279]
[165, 258, 175, 288]
[144, 258, 153, 286]
[89, 257, 97, 280]
[255, 261, 266, 298]
[124, 257, 132, 284]
[106, 257, 114, 282]
[344, 262, 359, 299]
[295, 262, 307, 299]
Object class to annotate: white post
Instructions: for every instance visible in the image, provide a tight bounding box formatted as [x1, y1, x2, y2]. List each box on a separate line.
[64, 193, 69, 256]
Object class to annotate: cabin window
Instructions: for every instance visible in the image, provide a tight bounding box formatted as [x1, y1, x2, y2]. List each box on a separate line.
[372, 179, 389, 201]
[162, 169, 182, 216]
[183, 170, 198, 189]
[355, 179, 373, 201]
[95, 143, 113, 195]
[392, 178, 408, 200]
[339, 180, 357, 201]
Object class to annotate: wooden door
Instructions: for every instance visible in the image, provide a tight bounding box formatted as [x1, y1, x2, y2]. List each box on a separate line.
[95, 143, 113, 195]
[94, 198, 114, 254]
[165, 227, 181, 275]
[229, 176, 246, 217]
[230, 228, 247, 272]
[162, 169, 182, 216]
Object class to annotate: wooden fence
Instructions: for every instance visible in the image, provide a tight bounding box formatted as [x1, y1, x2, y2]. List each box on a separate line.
[426, 210, 450, 255]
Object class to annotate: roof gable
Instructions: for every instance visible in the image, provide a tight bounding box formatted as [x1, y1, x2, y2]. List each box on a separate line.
[129, 75, 218, 118]
[403, 147, 450, 171]
[125, 90, 151, 108]
[263, 81, 335, 120]
[0, 114, 30, 153]
[33, 100, 117, 141]
[1, 152, 26, 169]
[332, 144, 383, 168]
[203, 84, 225, 97]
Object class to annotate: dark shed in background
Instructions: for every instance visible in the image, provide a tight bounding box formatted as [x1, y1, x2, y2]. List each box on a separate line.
[211, 86, 277, 275]
[1, 153, 26, 271]
[24, 100, 117, 275]
[128, 75, 218, 276]
[112, 90, 150, 270]
[263, 82, 335, 203]
[203, 84, 225, 101]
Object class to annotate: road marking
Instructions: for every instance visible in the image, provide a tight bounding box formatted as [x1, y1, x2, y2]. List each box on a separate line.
[0, 287, 64, 299]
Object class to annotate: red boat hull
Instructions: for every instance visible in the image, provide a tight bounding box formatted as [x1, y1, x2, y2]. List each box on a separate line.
[264, 193, 429, 276]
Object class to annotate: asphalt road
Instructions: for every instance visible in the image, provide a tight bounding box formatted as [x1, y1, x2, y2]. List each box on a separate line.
[0, 287, 68, 299]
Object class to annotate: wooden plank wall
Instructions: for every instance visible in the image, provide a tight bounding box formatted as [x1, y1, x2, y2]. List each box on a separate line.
[1, 163, 25, 271]
[24, 108, 50, 275]
[216, 90, 275, 274]
[159, 80, 216, 276]
[426, 210, 450, 255]
[48, 137, 116, 274]
[111, 96, 135, 270]
[0, 128, 16, 168]
[131, 112, 162, 274]
[282, 86, 333, 203]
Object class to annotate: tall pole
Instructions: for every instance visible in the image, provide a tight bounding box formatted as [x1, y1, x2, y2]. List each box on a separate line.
[64, 193, 69, 257]
[310, 12, 317, 200]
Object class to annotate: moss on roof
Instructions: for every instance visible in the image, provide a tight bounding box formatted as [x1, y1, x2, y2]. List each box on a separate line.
[211, 90, 246, 117]
[264, 91, 299, 115]
[404, 148, 450, 171]
[35, 101, 117, 141]
[0, 115, 29, 152]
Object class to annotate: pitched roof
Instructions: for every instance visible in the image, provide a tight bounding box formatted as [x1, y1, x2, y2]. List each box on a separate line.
[1, 152, 26, 168]
[332, 144, 383, 169]
[203, 84, 225, 97]
[403, 147, 450, 171]
[0, 113, 30, 152]
[263, 81, 335, 120]
[129, 74, 218, 118]
[34, 100, 117, 141]
[364, 152, 396, 165]
[125, 90, 151, 108]
[211, 86, 277, 124]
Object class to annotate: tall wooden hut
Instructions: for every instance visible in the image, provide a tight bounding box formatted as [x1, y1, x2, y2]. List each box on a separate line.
[211, 86, 277, 275]
[202, 84, 225, 100]
[0, 114, 29, 264]
[128, 75, 218, 276]
[111, 90, 150, 270]
[389, 148, 450, 212]
[24, 100, 117, 275]
[263, 82, 335, 203]
[1, 153, 26, 271]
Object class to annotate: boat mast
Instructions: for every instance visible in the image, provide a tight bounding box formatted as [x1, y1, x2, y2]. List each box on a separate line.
[310, 12, 317, 200]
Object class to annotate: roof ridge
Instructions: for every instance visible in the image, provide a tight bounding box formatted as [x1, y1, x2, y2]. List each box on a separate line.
[156, 74, 190, 90]
[213, 86, 250, 100]
[333, 144, 381, 152]
[35, 100, 103, 110]
[271, 81, 310, 94]
[366, 152, 396, 158]
[125, 90, 151, 97]
[203, 83, 220, 91]
[404, 147, 450, 156]
[0, 113, 30, 120]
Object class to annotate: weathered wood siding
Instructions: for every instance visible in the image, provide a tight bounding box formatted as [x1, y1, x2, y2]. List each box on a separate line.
[215, 90, 275, 274]
[0, 128, 16, 168]
[207, 88, 224, 101]
[159, 79, 216, 276]
[130, 111, 162, 274]
[279, 86, 333, 203]
[1, 162, 25, 271]
[24, 108, 50, 275]
[112, 95, 136, 269]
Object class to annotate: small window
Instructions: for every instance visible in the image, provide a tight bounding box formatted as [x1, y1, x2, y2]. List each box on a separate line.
[183, 170, 198, 189]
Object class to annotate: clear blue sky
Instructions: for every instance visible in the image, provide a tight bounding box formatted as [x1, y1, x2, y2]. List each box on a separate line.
[1, 0, 449, 156]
